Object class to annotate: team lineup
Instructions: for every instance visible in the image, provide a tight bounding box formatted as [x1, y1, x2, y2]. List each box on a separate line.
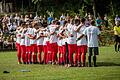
[16, 17, 101, 67]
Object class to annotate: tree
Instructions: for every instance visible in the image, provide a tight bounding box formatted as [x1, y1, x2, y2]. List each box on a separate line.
[84, 0, 97, 18]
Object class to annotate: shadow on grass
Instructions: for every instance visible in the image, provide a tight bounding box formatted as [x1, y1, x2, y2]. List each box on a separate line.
[97, 62, 120, 67]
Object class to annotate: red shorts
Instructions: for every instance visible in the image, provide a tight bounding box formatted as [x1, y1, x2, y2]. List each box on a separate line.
[46, 41, 51, 53]
[58, 46, 63, 54]
[50, 43, 58, 53]
[26, 46, 31, 53]
[77, 45, 87, 54]
[68, 44, 77, 54]
[37, 45, 43, 53]
[21, 45, 26, 53]
[31, 44, 37, 53]
[16, 43, 20, 49]
[43, 45, 47, 53]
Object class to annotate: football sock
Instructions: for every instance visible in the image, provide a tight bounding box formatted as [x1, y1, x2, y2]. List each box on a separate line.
[93, 56, 97, 67]
[88, 56, 91, 67]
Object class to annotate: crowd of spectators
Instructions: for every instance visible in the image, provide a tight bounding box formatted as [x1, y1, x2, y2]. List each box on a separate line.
[0, 13, 48, 50]
[0, 13, 119, 50]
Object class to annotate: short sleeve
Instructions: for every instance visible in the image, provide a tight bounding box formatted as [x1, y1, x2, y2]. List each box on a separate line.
[83, 28, 87, 35]
[114, 26, 117, 31]
[97, 28, 101, 35]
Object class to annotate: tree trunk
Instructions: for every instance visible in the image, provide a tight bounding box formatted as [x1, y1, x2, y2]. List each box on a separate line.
[0, 2, 3, 13]
[110, 0, 115, 16]
[92, 0, 97, 19]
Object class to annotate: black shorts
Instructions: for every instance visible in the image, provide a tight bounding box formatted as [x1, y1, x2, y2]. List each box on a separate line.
[114, 35, 120, 43]
[88, 47, 99, 56]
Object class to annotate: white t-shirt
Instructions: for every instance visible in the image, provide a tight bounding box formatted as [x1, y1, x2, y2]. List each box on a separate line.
[49, 25, 58, 43]
[20, 30, 25, 46]
[29, 28, 37, 45]
[16, 30, 21, 44]
[36, 31, 44, 45]
[57, 26, 64, 46]
[25, 28, 31, 46]
[83, 26, 101, 47]
[77, 25, 87, 46]
[67, 24, 77, 44]
[43, 31, 49, 45]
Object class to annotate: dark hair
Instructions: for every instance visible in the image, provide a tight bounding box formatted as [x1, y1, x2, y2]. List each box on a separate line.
[56, 21, 60, 25]
[90, 20, 95, 25]
[80, 18, 86, 23]
[75, 19, 80, 25]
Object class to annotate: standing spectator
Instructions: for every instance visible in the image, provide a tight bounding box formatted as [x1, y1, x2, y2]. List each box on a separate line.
[47, 15, 54, 25]
[14, 13, 20, 26]
[96, 16, 103, 30]
[104, 15, 108, 28]
[115, 15, 120, 22]
[113, 21, 120, 52]
[20, 15, 24, 23]
[24, 15, 29, 22]
[0, 29, 3, 49]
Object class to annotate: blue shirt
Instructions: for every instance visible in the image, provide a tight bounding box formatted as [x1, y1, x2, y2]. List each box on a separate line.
[47, 17, 53, 24]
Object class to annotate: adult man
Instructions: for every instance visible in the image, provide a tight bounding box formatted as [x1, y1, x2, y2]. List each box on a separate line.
[114, 21, 120, 52]
[78, 20, 101, 67]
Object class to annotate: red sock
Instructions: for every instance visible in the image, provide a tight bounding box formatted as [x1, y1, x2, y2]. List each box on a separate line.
[25, 52, 28, 63]
[38, 53, 41, 63]
[43, 52, 47, 64]
[22, 52, 26, 63]
[47, 53, 52, 62]
[74, 53, 78, 64]
[52, 52, 55, 62]
[78, 53, 81, 64]
[68, 52, 73, 64]
[82, 54, 86, 63]
[17, 46, 21, 62]
[62, 54, 66, 64]
[28, 52, 31, 63]
[58, 53, 61, 64]
[33, 54, 37, 63]
[17, 52, 21, 62]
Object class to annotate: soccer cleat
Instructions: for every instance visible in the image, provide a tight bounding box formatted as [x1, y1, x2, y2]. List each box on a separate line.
[78, 63, 81, 67]
[82, 63, 86, 67]
[67, 64, 72, 67]
[23, 62, 26, 64]
[18, 62, 22, 64]
[52, 62, 56, 65]
[29, 62, 32, 64]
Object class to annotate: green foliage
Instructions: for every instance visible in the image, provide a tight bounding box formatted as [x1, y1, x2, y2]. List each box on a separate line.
[32, 0, 41, 4]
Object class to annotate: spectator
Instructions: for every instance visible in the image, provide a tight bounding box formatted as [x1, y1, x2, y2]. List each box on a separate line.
[96, 16, 103, 30]
[14, 13, 20, 26]
[115, 15, 120, 22]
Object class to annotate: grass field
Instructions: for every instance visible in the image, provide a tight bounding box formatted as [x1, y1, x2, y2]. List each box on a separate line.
[0, 46, 120, 80]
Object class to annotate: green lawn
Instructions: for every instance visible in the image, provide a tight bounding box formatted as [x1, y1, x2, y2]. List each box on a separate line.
[0, 46, 120, 80]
